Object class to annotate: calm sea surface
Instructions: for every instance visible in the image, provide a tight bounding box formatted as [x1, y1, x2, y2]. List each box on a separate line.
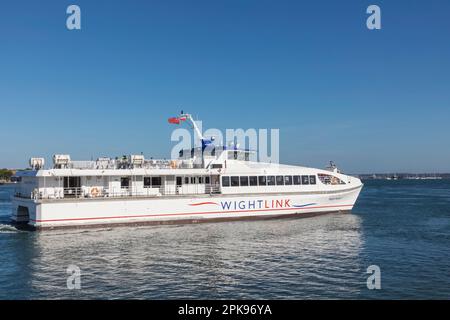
[0, 180, 449, 300]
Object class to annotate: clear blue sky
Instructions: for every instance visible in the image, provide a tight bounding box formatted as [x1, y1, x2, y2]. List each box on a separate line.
[1, 0, 449, 173]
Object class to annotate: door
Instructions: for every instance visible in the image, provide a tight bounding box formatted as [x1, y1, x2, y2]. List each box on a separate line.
[176, 177, 182, 194]
[64, 176, 81, 197]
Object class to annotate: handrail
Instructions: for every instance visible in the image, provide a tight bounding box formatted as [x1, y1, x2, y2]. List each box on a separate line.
[17, 184, 222, 200]
[56, 159, 205, 170]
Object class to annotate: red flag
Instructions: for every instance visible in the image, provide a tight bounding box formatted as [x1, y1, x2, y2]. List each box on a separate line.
[168, 117, 180, 124]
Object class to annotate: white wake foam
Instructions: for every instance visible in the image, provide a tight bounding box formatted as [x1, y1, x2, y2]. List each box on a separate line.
[0, 224, 21, 233]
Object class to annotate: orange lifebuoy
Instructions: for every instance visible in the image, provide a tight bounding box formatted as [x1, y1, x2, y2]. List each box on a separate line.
[91, 187, 99, 197]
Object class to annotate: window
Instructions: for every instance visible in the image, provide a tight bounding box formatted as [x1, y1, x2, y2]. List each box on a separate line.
[222, 176, 230, 187]
[198, 177, 204, 184]
[258, 176, 267, 186]
[276, 176, 284, 185]
[176, 177, 182, 186]
[301, 175, 310, 185]
[293, 175, 301, 185]
[190, 177, 196, 184]
[64, 176, 81, 188]
[317, 173, 346, 185]
[185, 177, 190, 184]
[151, 177, 162, 188]
[309, 175, 317, 185]
[284, 176, 293, 185]
[267, 176, 276, 186]
[205, 176, 210, 184]
[211, 164, 222, 169]
[231, 176, 240, 187]
[249, 176, 258, 186]
[144, 177, 151, 188]
[240, 176, 249, 186]
[144, 177, 162, 188]
[121, 177, 130, 188]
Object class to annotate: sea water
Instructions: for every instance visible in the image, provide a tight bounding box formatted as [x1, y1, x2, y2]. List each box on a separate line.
[0, 180, 449, 299]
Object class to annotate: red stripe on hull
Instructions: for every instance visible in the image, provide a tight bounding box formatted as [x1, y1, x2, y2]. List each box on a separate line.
[31, 204, 354, 223]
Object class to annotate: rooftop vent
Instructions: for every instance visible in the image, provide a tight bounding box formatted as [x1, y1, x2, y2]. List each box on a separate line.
[29, 158, 45, 170]
[53, 154, 71, 169]
[130, 155, 145, 168]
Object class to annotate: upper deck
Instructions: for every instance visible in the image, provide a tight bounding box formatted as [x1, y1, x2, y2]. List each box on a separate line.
[14, 152, 360, 202]
[12, 112, 362, 202]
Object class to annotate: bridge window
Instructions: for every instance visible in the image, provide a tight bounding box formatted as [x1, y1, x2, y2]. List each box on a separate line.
[293, 176, 301, 185]
[301, 175, 310, 185]
[258, 176, 267, 186]
[222, 176, 230, 187]
[231, 176, 240, 187]
[309, 175, 317, 185]
[284, 176, 293, 185]
[317, 174, 346, 185]
[267, 176, 276, 186]
[240, 176, 249, 186]
[249, 176, 258, 186]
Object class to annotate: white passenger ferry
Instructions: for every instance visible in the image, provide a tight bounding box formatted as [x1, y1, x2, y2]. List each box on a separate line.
[11, 113, 363, 230]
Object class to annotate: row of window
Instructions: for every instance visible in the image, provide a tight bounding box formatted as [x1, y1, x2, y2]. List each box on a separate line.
[179, 176, 211, 185]
[121, 175, 320, 189]
[222, 175, 317, 187]
[131, 176, 212, 188]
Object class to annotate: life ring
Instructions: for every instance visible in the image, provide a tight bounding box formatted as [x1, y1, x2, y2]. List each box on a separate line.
[91, 187, 100, 197]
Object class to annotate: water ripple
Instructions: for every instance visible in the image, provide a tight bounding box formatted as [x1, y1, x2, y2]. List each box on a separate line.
[1, 181, 450, 299]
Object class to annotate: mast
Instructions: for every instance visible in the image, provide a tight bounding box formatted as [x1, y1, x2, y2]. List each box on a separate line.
[181, 112, 205, 141]
[168, 111, 206, 142]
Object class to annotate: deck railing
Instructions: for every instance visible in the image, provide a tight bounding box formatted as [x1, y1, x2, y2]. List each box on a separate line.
[65, 159, 205, 170]
[18, 184, 221, 200]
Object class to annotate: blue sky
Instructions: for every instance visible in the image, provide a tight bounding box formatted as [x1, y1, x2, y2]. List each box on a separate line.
[0, 0, 449, 173]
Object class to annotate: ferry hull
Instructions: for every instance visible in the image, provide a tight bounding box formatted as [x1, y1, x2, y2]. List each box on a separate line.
[12, 186, 363, 230]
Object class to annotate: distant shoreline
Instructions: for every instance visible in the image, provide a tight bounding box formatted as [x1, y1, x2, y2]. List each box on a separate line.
[0, 169, 16, 184]
[356, 173, 450, 180]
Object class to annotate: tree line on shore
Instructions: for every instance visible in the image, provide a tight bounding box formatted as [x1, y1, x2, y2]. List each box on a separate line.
[0, 169, 14, 181]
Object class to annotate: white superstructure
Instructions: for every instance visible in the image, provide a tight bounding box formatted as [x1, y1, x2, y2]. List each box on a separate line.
[11, 113, 363, 230]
